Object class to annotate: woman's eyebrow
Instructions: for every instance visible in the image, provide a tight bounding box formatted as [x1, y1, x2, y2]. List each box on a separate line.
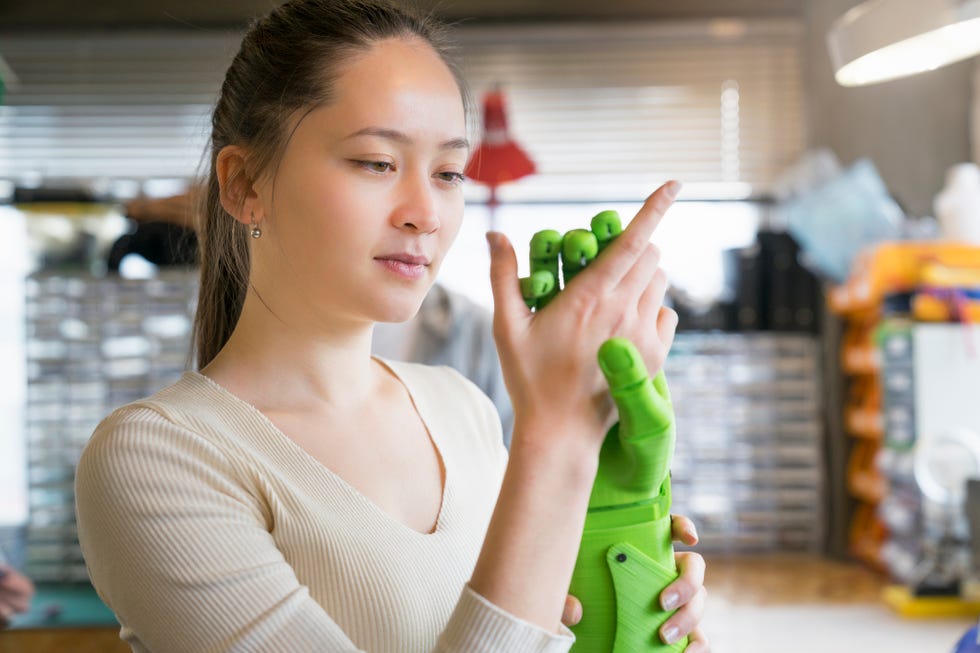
[345, 126, 469, 150]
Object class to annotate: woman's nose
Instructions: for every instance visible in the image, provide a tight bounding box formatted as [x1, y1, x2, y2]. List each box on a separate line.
[393, 173, 440, 233]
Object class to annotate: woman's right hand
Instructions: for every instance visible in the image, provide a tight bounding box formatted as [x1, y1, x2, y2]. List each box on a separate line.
[486, 180, 681, 454]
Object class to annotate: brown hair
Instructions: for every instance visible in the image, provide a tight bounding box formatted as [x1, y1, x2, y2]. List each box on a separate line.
[193, 0, 467, 369]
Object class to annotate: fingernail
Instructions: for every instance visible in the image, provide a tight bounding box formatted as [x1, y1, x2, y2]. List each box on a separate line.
[661, 625, 681, 645]
[685, 525, 699, 542]
[661, 590, 679, 611]
[664, 180, 682, 199]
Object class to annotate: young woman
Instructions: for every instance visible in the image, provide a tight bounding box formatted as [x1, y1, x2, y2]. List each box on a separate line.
[75, 1, 708, 651]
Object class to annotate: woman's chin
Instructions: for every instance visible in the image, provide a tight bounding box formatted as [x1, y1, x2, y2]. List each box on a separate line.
[372, 298, 426, 325]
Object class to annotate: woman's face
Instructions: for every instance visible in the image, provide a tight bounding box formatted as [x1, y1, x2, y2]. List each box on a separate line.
[251, 37, 468, 329]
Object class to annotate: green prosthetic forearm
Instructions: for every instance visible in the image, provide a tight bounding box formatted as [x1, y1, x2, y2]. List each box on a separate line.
[571, 339, 685, 653]
[518, 212, 686, 653]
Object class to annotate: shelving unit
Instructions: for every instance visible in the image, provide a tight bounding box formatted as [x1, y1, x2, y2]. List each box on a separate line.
[667, 332, 825, 553]
[23, 269, 197, 582]
[829, 241, 980, 577]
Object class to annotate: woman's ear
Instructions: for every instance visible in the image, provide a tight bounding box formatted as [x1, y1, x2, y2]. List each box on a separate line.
[216, 145, 262, 225]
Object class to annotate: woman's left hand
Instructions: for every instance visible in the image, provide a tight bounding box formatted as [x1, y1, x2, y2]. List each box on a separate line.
[561, 514, 710, 652]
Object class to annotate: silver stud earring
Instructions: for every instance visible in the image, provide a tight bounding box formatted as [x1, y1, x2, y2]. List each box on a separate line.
[250, 213, 262, 239]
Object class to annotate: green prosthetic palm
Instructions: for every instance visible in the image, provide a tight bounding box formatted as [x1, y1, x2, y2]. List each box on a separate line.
[518, 212, 686, 653]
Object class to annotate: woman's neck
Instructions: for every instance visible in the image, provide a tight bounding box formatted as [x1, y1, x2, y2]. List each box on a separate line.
[200, 288, 381, 414]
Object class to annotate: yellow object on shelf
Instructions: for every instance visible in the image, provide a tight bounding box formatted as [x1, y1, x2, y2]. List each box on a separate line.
[921, 261, 980, 288]
[912, 293, 980, 322]
[829, 241, 980, 315]
[13, 202, 120, 219]
[883, 585, 980, 618]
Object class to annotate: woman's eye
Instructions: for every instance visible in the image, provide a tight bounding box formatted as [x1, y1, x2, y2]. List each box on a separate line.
[437, 171, 466, 185]
[356, 160, 393, 174]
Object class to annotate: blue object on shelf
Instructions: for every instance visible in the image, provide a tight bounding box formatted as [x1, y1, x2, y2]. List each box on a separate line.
[783, 158, 904, 283]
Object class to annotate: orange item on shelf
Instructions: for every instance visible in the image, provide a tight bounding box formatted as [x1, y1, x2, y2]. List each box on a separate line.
[841, 319, 881, 375]
[844, 376, 884, 439]
[912, 292, 980, 322]
[829, 241, 980, 315]
[847, 439, 887, 502]
[912, 260, 980, 323]
[849, 501, 889, 572]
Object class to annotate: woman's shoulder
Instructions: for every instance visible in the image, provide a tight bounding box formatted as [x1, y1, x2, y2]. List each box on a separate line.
[76, 376, 241, 513]
[94, 371, 212, 423]
[82, 371, 241, 465]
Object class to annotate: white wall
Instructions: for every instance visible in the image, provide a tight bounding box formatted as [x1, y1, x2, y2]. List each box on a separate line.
[803, 0, 975, 218]
[974, 61, 980, 166]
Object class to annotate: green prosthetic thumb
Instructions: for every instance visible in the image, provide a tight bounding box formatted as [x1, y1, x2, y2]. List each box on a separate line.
[591, 338, 675, 509]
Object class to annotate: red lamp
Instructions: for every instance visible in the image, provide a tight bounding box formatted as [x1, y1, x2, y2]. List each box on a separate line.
[464, 87, 536, 229]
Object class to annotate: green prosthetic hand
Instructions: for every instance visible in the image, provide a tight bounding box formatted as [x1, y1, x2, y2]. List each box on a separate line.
[519, 212, 686, 653]
[573, 339, 685, 652]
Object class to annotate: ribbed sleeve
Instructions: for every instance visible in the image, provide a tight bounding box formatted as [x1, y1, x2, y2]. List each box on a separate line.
[438, 587, 576, 653]
[74, 361, 574, 653]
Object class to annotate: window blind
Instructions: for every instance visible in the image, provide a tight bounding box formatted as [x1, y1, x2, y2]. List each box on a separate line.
[0, 19, 804, 200]
[0, 32, 237, 184]
[458, 20, 804, 201]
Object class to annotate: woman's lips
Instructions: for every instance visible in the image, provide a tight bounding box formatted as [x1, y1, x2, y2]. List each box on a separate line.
[375, 254, 430, 280]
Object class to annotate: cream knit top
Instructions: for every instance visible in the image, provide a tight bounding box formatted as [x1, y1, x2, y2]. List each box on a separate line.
[75, 359, 574, 653]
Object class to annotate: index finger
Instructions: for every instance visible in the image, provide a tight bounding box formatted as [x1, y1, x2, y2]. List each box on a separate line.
[588, 180, 681, 290]
[660, 550, 705, 609]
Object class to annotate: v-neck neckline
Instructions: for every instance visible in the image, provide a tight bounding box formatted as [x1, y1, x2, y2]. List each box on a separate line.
[184, 357, 450, 537]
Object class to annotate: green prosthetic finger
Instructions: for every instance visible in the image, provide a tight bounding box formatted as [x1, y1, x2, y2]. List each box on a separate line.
[561, 229, 599, 285]
[598, 336, 649, 391]
[529, 229, 562, 308]
[530, 229, 562, 277]
[590, 210, 622, 253]
[519, 270, 556, 309]
[594, 338, 674, 502]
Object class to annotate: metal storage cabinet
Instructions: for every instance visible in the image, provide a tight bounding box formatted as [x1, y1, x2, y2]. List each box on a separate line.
[23, 270, 198, 583]
[666, 333, 825, 553]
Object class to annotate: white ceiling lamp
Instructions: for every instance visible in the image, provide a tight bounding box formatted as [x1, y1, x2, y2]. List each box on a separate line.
[828, 0, 980, 87]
